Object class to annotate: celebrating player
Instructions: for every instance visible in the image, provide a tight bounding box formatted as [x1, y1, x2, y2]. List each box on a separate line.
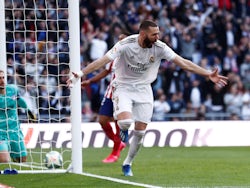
[67, 20, 228, 176]
[0, 70, 36, 163]
[81, 34, 128, 163]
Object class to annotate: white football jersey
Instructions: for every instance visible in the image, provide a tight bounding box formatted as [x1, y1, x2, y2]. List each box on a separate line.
[106, 34, 177, 85]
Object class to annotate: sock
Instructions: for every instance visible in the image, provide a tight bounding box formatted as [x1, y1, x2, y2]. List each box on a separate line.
[101, 122, 115, 141]
[112, 122, 122, 156]
[123, 130, 145, 166]
[115, 122, 120, 138]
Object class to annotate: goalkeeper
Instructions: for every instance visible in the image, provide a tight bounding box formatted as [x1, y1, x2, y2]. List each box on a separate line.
[0, 70, 36, 163]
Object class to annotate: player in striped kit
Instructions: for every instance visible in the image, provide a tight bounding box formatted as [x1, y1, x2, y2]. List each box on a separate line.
[67, 20, 228, 176]
[81, 34, 128, 163]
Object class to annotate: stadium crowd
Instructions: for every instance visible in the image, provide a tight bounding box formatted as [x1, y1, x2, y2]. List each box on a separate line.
[4, 0, 250, 122]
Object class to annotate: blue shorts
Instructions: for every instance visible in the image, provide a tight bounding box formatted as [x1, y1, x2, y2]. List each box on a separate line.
[99, 97, 113, 117]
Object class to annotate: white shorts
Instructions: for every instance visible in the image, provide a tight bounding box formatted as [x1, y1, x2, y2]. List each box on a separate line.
[112, 84, 154, 124]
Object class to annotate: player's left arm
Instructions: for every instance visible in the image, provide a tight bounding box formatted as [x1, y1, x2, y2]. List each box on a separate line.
[172, 55, 228, 87]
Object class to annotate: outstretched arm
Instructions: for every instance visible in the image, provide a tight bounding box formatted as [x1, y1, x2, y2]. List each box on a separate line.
[172, 55, 228, 87]
[67, 55, 111, 88]
[81, 69, 110, 87]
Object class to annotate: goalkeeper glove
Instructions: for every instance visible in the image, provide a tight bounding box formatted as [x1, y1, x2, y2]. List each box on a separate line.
[27, 109, 37, 122]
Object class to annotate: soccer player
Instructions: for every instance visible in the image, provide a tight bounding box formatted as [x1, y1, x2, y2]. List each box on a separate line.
[81, 60, 126, 163]
[0, 70, 36, 163]
[81, 34, 128, 163]
[67, 20, 228, 176]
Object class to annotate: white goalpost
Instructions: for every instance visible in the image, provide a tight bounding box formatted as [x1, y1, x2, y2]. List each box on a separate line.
[68, 0, 82, 174]
[0, 0, 82, 174]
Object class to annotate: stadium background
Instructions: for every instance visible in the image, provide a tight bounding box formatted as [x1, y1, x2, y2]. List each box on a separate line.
[1, 1, 250, 187]
[4, 0, 250, 122]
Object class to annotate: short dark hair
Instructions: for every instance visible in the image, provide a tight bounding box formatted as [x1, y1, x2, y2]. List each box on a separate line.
[139, 20, 157, 31]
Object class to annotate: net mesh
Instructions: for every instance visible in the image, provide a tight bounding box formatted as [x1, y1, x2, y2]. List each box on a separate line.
[2, 0, 72, 172]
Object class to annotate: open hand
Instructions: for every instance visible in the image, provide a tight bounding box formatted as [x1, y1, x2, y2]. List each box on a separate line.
[208, 67, 228, 87]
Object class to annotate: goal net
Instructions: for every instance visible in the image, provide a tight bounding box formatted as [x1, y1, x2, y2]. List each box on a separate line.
[0, 0, 82, 173]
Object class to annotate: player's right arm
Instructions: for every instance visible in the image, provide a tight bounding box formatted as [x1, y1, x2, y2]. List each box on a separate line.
[81, 69, 110, 87]
[67, 55, 112, 88]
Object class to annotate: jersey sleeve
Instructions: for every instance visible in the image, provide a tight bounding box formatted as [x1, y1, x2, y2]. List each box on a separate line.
[17, 97, 28, 109]
[162, 44, 177, 61]
[156, 40, 177, 62]
[106, 42, 122, 61]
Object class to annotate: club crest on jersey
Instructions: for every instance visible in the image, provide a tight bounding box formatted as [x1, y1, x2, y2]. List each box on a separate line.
[149, 56, 154, 63]
[111, 47, 117, 54]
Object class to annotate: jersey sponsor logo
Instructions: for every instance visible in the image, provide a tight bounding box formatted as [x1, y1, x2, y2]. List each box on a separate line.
[127, 56, 154, 73]
[127, 63, 147, 73]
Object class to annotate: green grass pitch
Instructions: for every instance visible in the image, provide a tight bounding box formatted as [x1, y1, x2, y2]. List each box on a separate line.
[0, 146, 250, 188]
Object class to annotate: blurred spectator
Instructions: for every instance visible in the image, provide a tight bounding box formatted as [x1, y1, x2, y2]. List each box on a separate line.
[240, 53, 250, 89]
[209, 84, 226, 119]
[89, 31, 108, 61]
[217, 0, 232, 11]
[190, 79, 202, 113]
[168, 92, 185, 121]
[195, 111, 206, 121]
[179, 29, 197, 61]
[228, 112, 241, 120]
[225, 21, 235, 48]
[152, 92, 171, 121]
[82, 101, 94, 122]
[224, 83, 242, 116]
[6, 57, 15, 84]
[5, 0, 250, 122]
[233, 0, 250, 21]
[162, 63, 182, 98]
[58, 32, 70, 63]
[158, 6, 171, 35]
[38, 68, 57, 95]
[38, 85, 49, 115]
[201, 16, 223, 63]
[181, 100, 195, 121]
[241, 89, 250, 120]
[223, 48, 239, 74]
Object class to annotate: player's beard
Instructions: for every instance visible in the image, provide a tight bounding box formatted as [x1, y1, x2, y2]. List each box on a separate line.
[143, 36, 156, 48]
[0, 86, 4, 93]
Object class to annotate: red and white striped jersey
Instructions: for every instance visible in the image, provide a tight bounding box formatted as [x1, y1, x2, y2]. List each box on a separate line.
[103, 58, 117, 99]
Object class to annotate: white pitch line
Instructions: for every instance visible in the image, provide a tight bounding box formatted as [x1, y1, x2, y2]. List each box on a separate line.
[82, 172, 166, 188]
